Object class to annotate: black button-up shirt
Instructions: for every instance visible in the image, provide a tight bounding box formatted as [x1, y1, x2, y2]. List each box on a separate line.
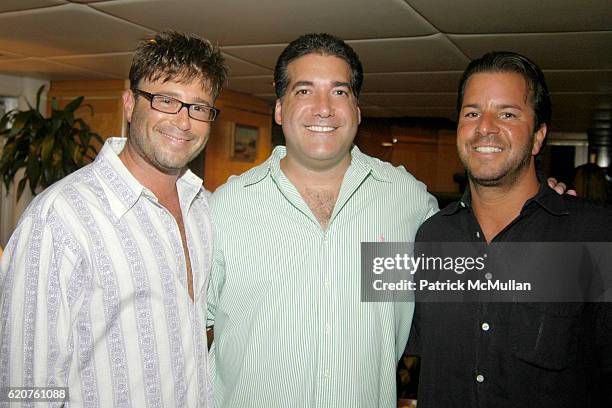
[406, 183, 612, 408]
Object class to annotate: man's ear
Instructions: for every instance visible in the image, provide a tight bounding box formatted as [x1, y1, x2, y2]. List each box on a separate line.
[532, 123, 547, 156]
[274, 99, 282, 126]
[122, 89, 136, 123]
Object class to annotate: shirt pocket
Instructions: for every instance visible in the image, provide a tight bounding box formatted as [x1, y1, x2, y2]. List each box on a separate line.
[510, 303, 583, 370]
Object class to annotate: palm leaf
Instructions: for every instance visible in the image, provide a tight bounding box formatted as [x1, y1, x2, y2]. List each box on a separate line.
[0, 88, 103, 200]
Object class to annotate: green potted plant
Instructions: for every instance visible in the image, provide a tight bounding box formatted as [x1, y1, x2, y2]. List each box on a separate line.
[0, 85, 103, 200]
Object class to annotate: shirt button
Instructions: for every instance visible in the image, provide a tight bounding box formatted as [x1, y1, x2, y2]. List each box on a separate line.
[481, 322, 490, 331]
[324, 280, 331, 287]
[460, 202, 466, 208]
[323, 371, 330, 379]
[323, 233, 328, 242]
[485, 272, 493, 280]
[476, 374, 485, 383]
[475, 231, 481, 238]
[325, 324, 332, 333]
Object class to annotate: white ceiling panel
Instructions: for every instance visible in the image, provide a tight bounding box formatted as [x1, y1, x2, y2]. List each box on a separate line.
[348, 35, 470, 72]
[92, 0, 436, 46]
[0, 3, 152, 57]
[362, 72, 463, 92]
[51, 52, 275, 83]
[225, 76, 274, 95]
[50, 52, 133, 78]
[406, 0, 612, 34]
[222, 45, 286, 71]
[0, 0, 608, 132]
[451, 32, 612, 70]
[0, 0, 65, 13]
[0, 49, 26, 60]
[0, 57, 115, 80]
[223, 54, 273, 76]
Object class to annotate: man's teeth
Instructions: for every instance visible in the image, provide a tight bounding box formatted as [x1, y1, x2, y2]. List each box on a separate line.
[475, 146, 502, 153]
[161, 131, 188, 142]
[307, 125, 335, 132]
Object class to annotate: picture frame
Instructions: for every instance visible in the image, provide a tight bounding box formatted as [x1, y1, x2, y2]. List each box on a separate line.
[230, 123, 258, 162]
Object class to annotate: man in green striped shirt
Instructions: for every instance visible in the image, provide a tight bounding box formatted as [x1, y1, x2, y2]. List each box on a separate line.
[207, 33, 438, 407]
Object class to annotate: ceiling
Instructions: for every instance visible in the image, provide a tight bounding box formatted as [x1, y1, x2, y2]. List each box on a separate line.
[0, 0, 610, 134]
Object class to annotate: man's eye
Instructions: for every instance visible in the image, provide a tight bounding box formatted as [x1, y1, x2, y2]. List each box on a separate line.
[500, 112, 516, 119]
[334, 90, 348, 96]
[464, 111, 479, 118]
[159, 97, 175, 105]
[192, 105, 206, 112]
[296, 89, 309, 95]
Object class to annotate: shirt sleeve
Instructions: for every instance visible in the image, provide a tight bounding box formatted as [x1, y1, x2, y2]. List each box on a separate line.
[424, 194, 439, 223]
[0, 205, 86, 393]
[404, 303, 422, 356]
[206, 228, 225, 329]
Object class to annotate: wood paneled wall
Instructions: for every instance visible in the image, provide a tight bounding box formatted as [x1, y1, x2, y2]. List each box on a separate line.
[356, 119, 464, 194]
[203, 89, 272, 191]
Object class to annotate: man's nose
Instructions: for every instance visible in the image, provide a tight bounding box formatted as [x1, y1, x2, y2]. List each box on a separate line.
[476, 112, 499, 135]
[312, 93, 334, 118]
[172, 105, 192, 131]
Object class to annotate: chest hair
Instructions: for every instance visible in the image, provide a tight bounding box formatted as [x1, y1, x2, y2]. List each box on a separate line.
[300, 186, 339, 228]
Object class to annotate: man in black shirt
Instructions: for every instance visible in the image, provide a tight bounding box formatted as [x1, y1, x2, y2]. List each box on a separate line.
[406, 52, 612, 407]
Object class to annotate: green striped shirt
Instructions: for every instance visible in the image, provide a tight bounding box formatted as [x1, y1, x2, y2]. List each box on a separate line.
[208, 145, 438, 407]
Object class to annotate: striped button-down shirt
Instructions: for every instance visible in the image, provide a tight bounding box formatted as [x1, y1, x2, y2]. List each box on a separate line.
[208, 145, 438, 407]
[0, 138, 212, 407]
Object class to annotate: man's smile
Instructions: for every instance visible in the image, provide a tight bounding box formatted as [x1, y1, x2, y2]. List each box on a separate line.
[305, 125, 337, 132]
[473, 145, 503, 153]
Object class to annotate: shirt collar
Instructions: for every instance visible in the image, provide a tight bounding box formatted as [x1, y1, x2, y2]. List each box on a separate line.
[440, 180, 570, 217]
[93, 137, 205, 219]
[439, 188, 472, 216]
[525, 181, 570, 216]
[350, 145, 393, 182]
[240, 144, 393, 187]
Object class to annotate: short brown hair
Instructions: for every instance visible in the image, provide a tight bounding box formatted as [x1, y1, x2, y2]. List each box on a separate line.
[273, 33, 363, 100]
[129, 31, 228, 99]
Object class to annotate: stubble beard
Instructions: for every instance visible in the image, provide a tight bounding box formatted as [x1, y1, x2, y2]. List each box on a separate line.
[127, 123, 196, 176]
[462, 134, 535, 188]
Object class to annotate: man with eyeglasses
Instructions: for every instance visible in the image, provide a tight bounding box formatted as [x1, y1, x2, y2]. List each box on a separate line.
[0, 31, 226, 407]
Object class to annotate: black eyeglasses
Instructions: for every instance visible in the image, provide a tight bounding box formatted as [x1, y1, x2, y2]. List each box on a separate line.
[132, 89, 220, 122]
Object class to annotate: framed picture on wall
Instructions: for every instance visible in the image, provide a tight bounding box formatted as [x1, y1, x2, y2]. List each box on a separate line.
[231, 123, 258, 162]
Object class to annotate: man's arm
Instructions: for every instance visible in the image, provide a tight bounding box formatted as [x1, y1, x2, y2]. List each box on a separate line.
[0, 207, 85, 395]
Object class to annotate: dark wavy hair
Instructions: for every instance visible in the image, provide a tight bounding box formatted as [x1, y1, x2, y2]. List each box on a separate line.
[273, 33, 363, 99]
[129, 31, 228, 99]
[457, 51, 551, 133]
